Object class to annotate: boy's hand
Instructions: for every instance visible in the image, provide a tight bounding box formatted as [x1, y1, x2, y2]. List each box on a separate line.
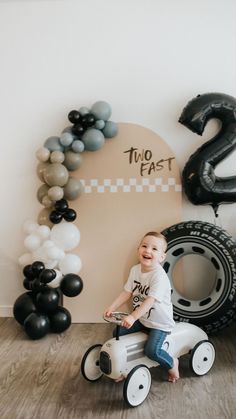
[103, 309, 113, 318]
[121, 315, 135, 329]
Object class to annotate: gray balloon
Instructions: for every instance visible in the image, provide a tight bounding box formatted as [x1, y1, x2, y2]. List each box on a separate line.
[63, 151, 83, 171]
[43, 163, 69, 187]
[63, 177, 84, 200]
[44, 136, 64, 152]
[41, 195, 54, 208]
[36, 147, 50, 162]
[91, 101, 112, 121]
[50, 150, 65, 164]
[38, 208, 53, 227]
[37, 162, 50, 182]
[37, 183, 49, 203]
[82, 128, 105, 151]
[102, 121, 118, 138]
[48, 186, 64, 201]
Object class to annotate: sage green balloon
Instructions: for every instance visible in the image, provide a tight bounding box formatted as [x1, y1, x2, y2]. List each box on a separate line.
[82, 128, 105, 151]
[102, 121, 118, 138]
[78, 106, 89, 116]
[95, 119, 105, 130]
[60, 132, 74, 147]
[43, 163, 69, 187]
[44, 136, 64, 152]
[71, 140, 85, 153]
[37, 162, 50, 182]
[64, 151, 83, 171]
[48, 186, 64, 201]
[38, 208, 53, 228]
[63, 177, 84, 200]
[91, 101, 112, 121]
[37, 184, 49, 203]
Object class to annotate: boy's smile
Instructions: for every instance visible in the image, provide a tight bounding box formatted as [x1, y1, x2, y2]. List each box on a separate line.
[138, 235, 165, 272]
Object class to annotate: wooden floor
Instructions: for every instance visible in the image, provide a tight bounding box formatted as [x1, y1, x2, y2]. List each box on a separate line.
[0, 318, 236, 419]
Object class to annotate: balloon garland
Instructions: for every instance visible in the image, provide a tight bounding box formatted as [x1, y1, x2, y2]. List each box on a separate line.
[13, 101, 118, 339]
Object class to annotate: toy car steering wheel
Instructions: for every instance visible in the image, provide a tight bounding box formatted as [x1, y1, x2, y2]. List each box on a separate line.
[103, 311, 129, 325]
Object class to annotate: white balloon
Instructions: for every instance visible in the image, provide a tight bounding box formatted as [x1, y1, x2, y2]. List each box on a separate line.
[42, 240, 55, 249]
[50, 222, 80, 251]
[23, 220, 38, 234]
[57, 249, 65, 260]
[48, 269, 63, 288]
[45, 259, 58, 269]
[36, 225, 51, 240]
[45, 246, 65, 261]
[18, 253, 33, 266]
[32, 246, 58, 270]
[24, 234, 41, 252]
[59, 254, 82, 274]
[32, 246, 47, 262]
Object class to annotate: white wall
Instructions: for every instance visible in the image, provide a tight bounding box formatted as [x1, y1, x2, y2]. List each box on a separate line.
[1, 0, 236, 317]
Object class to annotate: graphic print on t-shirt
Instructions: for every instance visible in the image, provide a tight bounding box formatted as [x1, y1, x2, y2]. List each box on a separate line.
[132, 280, 154, 319]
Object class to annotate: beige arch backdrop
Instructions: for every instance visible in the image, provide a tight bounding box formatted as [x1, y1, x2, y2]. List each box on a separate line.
[64, 123, 182, 322]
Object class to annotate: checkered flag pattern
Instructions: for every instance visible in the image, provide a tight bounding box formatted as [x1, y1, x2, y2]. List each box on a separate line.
[80, 178, 182, 193]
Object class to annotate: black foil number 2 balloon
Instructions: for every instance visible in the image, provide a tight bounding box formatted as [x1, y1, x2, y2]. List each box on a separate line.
[179, 92, 236, 216]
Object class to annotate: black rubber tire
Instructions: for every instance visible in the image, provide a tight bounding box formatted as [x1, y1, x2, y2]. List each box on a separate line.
[162, 221, 236, 334]
[81, 344, 103, 382]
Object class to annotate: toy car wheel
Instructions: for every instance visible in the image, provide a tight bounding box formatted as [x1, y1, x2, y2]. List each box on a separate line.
[190, 340, 215, 376]
[81, 344, 103, 381]
[123, 365, 151, 407]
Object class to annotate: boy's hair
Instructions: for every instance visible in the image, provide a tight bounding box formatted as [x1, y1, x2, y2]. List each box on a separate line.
[142, 231, 168, 252]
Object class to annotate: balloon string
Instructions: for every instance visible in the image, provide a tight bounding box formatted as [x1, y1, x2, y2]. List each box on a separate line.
[212, 204, 219, 219]
[212, 204, 224, 229]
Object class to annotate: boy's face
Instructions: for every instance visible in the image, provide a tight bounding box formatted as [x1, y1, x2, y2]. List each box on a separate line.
[138, 235, 166, 272]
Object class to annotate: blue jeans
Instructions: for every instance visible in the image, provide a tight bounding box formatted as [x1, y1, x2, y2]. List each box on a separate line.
[113, 320, 173, 370]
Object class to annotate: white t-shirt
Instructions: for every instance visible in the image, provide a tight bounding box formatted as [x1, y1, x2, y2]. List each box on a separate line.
[124, 263, 175, 332]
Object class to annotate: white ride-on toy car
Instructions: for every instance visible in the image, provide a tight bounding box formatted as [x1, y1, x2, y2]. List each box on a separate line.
[81, 312, 215, 407]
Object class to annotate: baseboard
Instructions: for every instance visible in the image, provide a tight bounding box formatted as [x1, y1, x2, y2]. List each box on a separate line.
[0, 306, 13, 317]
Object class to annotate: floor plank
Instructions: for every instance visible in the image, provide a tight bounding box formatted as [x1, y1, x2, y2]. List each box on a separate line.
[0, 318, 236, 419]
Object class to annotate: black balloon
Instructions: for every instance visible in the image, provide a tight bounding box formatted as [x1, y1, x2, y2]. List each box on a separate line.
[39, 269, 56, 284]
[60, 274, 83, 297]
[31, 261, 45, 276]
[68, 109, 81, 124]
[23, 264, 35, 280]
[54, 199, 68, 214]
[179, 92, 236, 216]
[24, 312, 50, 340]
[72, 123, 85, 137]
[49, 306, 71, 333]
[50, 210, 63, 224]
[31, 277, 46, 292]
[80, 113, 96, 128]
[13, 292, 37, 325]
[35, 288, 60, 313]
[23, 278, 34, 291]
[63, 208, 77, 222]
